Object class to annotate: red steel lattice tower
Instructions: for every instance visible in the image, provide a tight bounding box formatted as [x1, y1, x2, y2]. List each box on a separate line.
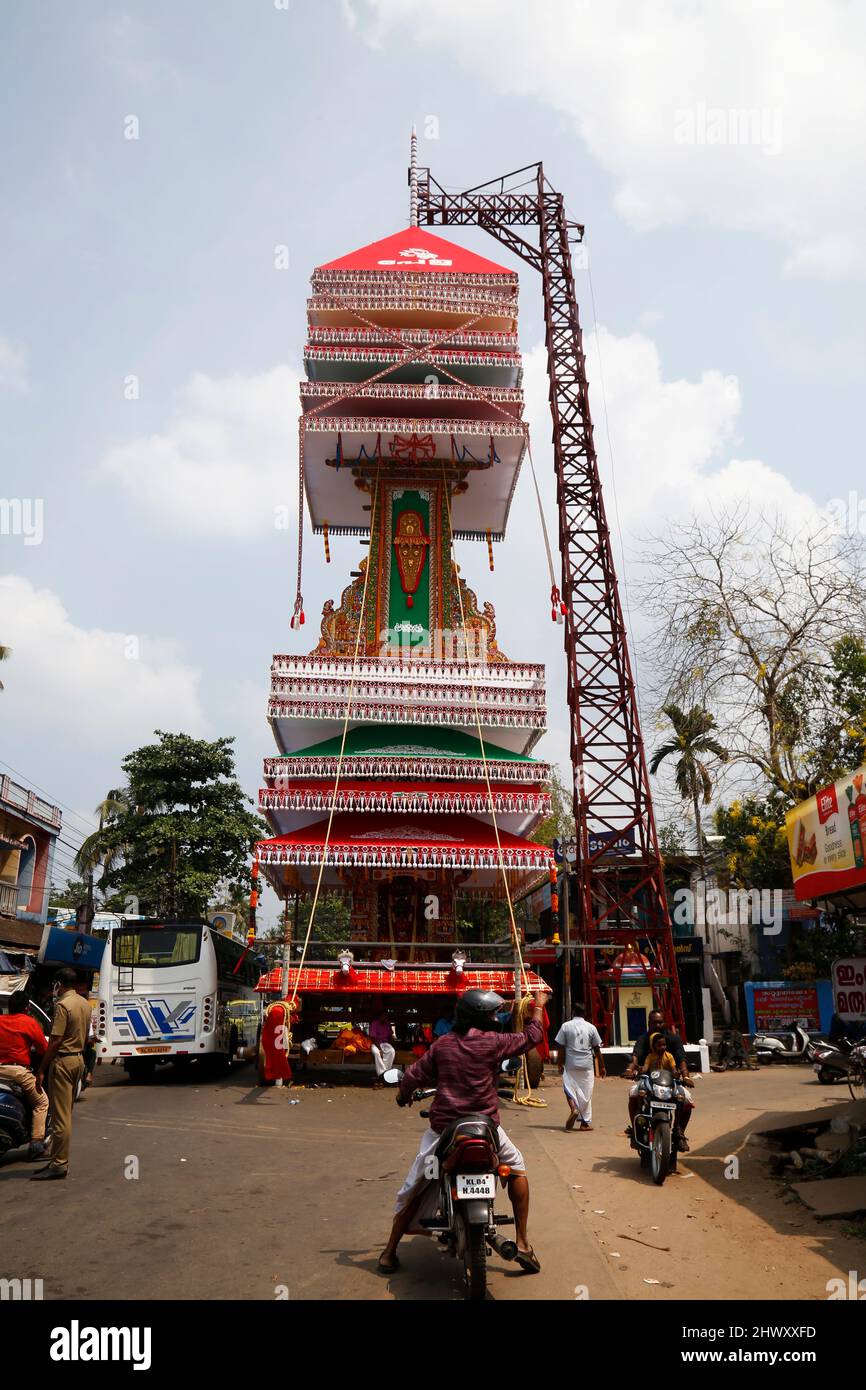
[414, 161, 685, 1040]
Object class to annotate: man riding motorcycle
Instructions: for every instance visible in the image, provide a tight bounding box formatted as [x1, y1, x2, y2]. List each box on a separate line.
[378, 986, 550, 1276]
[623, 1009, 694, 1151]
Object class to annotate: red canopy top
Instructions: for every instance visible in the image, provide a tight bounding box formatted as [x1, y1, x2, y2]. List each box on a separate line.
[317, 228, 514, 277]
[255, 965, 548, 996]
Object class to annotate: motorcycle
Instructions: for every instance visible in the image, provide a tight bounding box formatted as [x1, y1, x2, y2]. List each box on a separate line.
[629, 1067, 687, 1185]
[807, 1036, 854, 1085]
[0, 1075, 42, 1158]
[383, 1067, 518, 1300]
[751, 1021, 811, 1064]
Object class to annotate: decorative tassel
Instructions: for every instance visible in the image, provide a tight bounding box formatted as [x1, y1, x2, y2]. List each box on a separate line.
[406, 594, 413, 609]
[486, 529, 494, 571]
[335, 431, 343, 471]
[290, 595, 305, 630]
[323, 522, 330, 563]
[550, 584, 566, 622]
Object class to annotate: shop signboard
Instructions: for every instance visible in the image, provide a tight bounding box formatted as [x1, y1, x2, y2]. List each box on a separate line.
[786, 764, 866, 900]
[743, 979, 833, 1033]
[831, 957, 866, 1025]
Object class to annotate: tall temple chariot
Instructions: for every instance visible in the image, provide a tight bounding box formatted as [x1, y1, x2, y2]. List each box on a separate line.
[255, 224, 552, 1018]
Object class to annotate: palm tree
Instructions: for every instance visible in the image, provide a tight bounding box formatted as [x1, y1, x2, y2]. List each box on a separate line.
[74, 789, 134, 893]
[650, 704, 728, 875]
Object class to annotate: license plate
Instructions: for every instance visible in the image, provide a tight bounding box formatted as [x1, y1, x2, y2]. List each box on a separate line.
[137, 1045, 171, 1053]
[455, 1173, 496, 1199]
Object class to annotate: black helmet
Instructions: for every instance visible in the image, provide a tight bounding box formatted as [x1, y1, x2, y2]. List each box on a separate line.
[455, 989, 505, 1032]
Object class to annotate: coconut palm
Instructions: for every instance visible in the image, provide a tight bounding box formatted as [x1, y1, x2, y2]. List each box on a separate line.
[650, 704, 728, 874]
[74, 789, 133, 884]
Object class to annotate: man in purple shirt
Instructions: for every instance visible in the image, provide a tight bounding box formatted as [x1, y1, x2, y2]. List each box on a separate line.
[378, 986, 550, 1276]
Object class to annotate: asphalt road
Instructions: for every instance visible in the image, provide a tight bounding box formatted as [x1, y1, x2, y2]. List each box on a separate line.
[0, 1059, 862, 1301]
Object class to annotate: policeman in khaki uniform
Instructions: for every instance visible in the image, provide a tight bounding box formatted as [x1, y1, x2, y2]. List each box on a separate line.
[31, 967, 91, 1181]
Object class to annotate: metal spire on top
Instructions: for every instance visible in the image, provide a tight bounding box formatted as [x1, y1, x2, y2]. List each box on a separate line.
[409, 125, 418, 227]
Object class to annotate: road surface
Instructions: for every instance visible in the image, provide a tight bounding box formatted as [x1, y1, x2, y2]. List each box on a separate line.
[0, 1060, 861, 1301]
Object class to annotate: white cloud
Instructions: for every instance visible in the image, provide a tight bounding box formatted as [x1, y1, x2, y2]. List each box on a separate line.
[459, 324, 826, 786]
[0, 335, 29, 394]
[99, 366, 299, 537]
[0, 575, 207, 749]
[359, 0, 866, 279]
[516, 330, 822, 557]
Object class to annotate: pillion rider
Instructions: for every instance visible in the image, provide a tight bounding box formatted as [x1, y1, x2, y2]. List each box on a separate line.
[623, 1008, 694, 1151]
[378, 986, 551, 1276]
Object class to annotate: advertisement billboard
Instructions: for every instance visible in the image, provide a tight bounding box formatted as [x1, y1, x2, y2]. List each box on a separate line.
[831, 957, 866, 1025]
[743, 979, 834, 1033]
[785, 764, 866, 900]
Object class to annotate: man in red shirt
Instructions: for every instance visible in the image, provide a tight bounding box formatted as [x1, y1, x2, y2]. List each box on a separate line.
[0, 991, 49, 1157]
[378, 986, 550, 1276]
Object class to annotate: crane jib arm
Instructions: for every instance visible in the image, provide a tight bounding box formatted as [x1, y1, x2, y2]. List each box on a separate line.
[413, 162, 685, 1041]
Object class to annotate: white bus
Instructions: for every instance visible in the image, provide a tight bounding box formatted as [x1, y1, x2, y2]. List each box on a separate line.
[95, 918, 261, 1080]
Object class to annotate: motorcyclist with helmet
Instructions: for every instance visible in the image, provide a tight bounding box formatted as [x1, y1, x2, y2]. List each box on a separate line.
[378, 985, 550, 1276]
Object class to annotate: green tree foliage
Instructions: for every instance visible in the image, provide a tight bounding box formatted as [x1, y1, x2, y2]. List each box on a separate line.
[532, 766, 575, 848]
[781, 914, 865, 980]
[295, 892, 352, 946]
[804, 635, 866, 790]
[49, 876, 89, 910]
[75, 732, 267, 918]
[713, 795, 792, 888]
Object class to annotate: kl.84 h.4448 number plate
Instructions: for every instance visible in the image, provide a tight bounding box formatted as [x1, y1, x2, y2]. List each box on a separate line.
[455, 1173, 496, 1199]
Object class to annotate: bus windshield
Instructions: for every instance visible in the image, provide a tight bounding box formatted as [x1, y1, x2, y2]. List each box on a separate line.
[112, 924, 203, 969]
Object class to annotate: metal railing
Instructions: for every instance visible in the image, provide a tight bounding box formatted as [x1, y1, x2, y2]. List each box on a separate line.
[0, 775, 61, 829]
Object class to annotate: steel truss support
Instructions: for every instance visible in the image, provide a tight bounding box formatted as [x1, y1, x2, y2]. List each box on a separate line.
[415, 162, 685, 1041]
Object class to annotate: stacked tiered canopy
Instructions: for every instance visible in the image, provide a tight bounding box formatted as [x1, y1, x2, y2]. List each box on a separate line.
[257, 227, 551, 958]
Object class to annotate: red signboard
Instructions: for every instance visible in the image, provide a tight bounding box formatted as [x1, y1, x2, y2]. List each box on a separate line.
[752, 984, 821, 1031]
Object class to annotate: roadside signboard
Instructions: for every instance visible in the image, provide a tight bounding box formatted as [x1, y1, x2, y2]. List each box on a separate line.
[554, 830, 636, 862]
[831, 957, 866, 1024]
[786, 764, 866, 900]
[743, 979, 833, 1033]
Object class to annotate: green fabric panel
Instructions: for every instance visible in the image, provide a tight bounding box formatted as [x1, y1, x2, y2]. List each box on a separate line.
[388, 489, 430, 648]
[285, 724, 534, 762]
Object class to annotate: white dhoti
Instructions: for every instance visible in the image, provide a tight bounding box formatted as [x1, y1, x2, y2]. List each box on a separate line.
[562, 1063, 595, 1124]
[395, 1124, 525, 1221]
[371, 1041, 396, 1077]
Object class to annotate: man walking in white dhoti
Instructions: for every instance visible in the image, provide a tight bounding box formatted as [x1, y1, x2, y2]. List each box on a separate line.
[555, 1002, 605, 1131]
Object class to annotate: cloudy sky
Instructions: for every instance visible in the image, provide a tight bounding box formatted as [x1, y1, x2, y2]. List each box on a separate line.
[1, 1, 864, 917]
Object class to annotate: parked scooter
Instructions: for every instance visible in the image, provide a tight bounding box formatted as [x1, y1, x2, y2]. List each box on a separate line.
[807, 1036, 854, 1085]
[751, 1021, 811, 1064]
[383, 1067, 518, 1300]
